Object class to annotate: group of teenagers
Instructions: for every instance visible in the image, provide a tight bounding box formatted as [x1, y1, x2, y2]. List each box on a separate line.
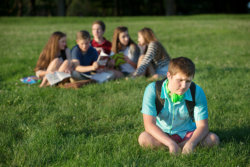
[35, 20, 170, 87]
[34, 20, 220, 154]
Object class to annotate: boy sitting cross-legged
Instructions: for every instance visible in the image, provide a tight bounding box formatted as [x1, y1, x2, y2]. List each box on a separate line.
[71, 30, 99, 80]
[138, 57, 220, 154]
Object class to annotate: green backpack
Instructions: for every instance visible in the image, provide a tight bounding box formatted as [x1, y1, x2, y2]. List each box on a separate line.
[155, 79, 196, 121]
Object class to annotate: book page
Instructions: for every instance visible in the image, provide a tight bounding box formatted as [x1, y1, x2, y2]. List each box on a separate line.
[55, 72, 71, 80]
[91, 71, 113, 83]
[46, 73, 61, 85]
[80, 73, 92, 79]
[97, 51, 109, 68]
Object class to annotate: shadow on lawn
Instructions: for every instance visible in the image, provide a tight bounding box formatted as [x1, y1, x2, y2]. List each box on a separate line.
[214, 125, 250, 144]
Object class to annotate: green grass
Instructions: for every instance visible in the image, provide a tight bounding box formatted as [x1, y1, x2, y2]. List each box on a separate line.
[0, 15, 250, 166]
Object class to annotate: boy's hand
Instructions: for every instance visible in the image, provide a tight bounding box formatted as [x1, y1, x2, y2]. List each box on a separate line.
[182, 142, 195, 154]
[94, 47, 104, 53]
[92, 61, 99, 71]
[169, 142, 181, 155]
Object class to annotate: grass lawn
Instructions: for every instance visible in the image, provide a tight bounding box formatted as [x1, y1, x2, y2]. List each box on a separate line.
[0, 15, 249, 166]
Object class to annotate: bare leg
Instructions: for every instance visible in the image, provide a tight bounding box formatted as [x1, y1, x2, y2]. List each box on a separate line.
[58, 60, 70, 72]
[138, 131, 164, 148]
[178, 132, 220, 149]
[39, 77, 48, 87]
[200, 132, 220, 147]
[39, 58, 63, 87]
[47, 58, 63, 72]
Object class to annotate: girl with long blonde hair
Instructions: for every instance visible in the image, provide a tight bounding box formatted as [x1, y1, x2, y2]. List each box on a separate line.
[133, 27, 171, 79]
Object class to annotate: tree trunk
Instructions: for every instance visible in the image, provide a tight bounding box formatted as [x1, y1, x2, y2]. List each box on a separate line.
[17, 0, 23, 16]
[164, 0, 176, 16]
[114, 0, 119, 16]
[57, 0, 65, 16]
[29, 0, 36, 16]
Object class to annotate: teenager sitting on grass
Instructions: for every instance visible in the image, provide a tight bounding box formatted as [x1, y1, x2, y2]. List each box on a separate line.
[71, 30, 99, 81]
[132, 27, 171, 80]
[91, 20, 116, 74]
[91, 20, 112, 55]
[35, 31, 71, 87]
[111, 26, 140, 77]
[138, 57, 220, 154]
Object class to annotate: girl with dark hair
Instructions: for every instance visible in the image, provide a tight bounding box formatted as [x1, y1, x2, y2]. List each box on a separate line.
[111, 26, 140, 77]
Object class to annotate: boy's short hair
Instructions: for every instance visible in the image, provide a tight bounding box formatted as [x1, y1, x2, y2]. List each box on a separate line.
[92, 20, 105, 32]
[76, 30, 91, 41]
[168, 57, 195, 77]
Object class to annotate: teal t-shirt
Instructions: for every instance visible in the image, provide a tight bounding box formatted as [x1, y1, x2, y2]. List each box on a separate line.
[141, 80, 208, 139]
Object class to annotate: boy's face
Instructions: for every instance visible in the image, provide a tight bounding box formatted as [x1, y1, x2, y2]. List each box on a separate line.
[77, 39, 90, 52]
[92, 24, 104, 39]
[167, 71, 193, 95]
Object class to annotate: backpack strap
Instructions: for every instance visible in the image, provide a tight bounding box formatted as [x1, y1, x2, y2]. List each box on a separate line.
[185, 82, 196, 122]
[155, 79, 196, 121]
[155, 79, 165, 115]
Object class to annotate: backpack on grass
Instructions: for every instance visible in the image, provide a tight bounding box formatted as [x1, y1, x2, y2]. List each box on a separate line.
[155, 79, 196, 121]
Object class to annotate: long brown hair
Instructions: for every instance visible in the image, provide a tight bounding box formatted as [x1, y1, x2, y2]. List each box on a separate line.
[35, 31, 66, 71]
[111, 26, 135, 54]
[138, 27, 159, 54]
[138, 27, 157, 45]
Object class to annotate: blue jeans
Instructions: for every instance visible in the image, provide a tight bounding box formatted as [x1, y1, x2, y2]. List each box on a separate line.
[156, 64, 168, 77]
[71, 71, 90, 80]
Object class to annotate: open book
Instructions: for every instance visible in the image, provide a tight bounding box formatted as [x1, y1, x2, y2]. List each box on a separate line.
[111, 53, 126, 67]
[81, 71, 114, 83]
[46, 72, 71, 85]
[97, 51, 110, 68]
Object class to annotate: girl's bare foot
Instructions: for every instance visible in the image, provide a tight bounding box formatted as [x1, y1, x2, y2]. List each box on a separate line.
[40, 78, 48, 87]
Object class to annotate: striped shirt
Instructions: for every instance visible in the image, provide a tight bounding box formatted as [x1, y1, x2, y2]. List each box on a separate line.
[133, 41, 171, 76]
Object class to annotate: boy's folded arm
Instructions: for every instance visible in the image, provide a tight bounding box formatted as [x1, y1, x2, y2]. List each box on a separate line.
[71, 59, 80, 70]
[185, 119, 209, 147]
[75, 65, 95, 73]
[72, 59, 98, 73]
[143, 114, 177, 148]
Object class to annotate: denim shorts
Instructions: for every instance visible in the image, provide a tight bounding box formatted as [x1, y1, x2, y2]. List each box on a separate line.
[71, 71, 90, 81]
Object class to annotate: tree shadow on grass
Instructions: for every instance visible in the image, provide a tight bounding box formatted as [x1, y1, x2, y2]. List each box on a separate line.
[214, 125, 250, 144]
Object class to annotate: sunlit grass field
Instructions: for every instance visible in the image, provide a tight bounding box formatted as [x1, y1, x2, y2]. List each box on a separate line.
[0, 15, 249, 166]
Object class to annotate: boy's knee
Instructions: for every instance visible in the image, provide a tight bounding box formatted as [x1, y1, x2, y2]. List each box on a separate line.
[138, 132, 149, 147]
[210, 133, 220, 146]
[203, 132, 220, 147]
